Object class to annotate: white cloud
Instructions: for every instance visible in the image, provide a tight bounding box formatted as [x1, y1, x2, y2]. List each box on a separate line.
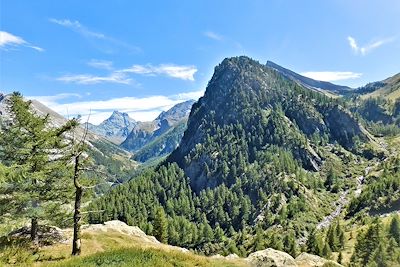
[87, 59, 113, 70]
[28, 90, 203, 124]
[49, 18, 105, 39]
[121, 64, 197, 81]
[0, 31, 44, 52]
[49, 18, 141, 53]
[56, 72, 131, 84]
[30, 93, 82, 104]
[300, 71, 362, 82]
[204, 31, 224, 41]
[54, 62, 198, 85]
[171, 89, 205, 100]
[347, 36, 394, 55]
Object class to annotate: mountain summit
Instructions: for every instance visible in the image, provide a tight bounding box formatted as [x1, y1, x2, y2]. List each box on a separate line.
[87, 111, 137, 144]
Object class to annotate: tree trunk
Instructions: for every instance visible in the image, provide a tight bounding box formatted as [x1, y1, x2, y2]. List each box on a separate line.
[31, 217, 39, 246]
[72, 155, 83, 256]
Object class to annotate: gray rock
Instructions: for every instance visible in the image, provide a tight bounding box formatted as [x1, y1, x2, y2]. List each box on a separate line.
[247, 248, 297, 267]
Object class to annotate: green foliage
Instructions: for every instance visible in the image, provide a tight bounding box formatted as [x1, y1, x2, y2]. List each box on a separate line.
[306, 229, 323, 256]
[351, 217, 400, 267]
[0, 92, 77, 230]
[389, 214, 400, 244]
[348, 156, 400, 215]
[153, 207, 168, 243]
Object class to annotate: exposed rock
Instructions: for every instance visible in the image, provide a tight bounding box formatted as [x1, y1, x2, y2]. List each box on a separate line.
[295, 252, 342, 267]
[83, 220, 160, 244]
[226, 253, 240, 259]
[6, 225, 67, 246]
[247, 248, 297, 267]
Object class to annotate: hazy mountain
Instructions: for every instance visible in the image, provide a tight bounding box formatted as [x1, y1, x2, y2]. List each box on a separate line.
[87, 111, 137, 144]
[121, 100, 195, 161]
[266, 61, 353, 95]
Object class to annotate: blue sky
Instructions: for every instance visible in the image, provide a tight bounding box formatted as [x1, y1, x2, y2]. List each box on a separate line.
[1, 0, 399, 124]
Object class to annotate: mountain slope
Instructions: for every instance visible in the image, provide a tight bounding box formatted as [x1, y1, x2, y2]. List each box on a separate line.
[266, 61, 353, 95]
[90, 57, 380, 258]
[170, 56, 370, 191]
[87, 111, 137, 144]
[357, 72, 400, 101]
[121, 100, 195, 161]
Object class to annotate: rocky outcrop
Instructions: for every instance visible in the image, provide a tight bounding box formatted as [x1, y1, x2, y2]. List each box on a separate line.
[295, 253, 343, 267]
[247, 248, 297, 267]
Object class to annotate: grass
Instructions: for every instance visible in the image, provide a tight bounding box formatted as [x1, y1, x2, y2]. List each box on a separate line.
[40, 247, 245, 267]
[0, 228, 247, 267]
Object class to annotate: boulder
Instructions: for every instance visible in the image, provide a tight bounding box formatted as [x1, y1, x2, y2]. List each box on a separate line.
[247, 248, 297, 267]
[295, 252, 342, 267]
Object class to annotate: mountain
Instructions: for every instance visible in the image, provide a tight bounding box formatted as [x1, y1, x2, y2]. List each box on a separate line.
[121, 100, 195, 162]
[170, 56, 372, 191]
[349, 73, 400, 129]
[356, 72, 400, 101]
[87, 111, 137, 144]
[90, 57, 385, 258]
[266, 61, 353, 95]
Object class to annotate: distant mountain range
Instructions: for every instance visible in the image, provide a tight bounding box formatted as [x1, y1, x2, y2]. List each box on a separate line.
[85, 99, 195, 163]
[86, 111, 137, 144]
[121, 100, 195, 162]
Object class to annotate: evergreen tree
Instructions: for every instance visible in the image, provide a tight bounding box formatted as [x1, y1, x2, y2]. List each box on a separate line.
[389, 214, 400, 244]
[0, 92, 77, 245]
[153, 207, 168, 243]
[283, 230, 298, 257]
[307, 229, 323, 256]
[322, 242, 332, 259]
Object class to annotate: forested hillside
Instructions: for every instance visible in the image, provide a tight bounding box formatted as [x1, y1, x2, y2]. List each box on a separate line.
[87, 57, 399, 266]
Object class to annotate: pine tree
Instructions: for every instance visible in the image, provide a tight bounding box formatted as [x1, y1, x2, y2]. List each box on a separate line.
[389, 214, 400, 244]
[283, 230, 298, 257]
[307, 229, 323, 256]
[0, 92, 77, 245]
[153, 207, 168, 243]
[322, 242, 332, 259]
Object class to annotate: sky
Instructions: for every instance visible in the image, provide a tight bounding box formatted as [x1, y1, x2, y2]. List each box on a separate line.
[1, 0, 399, 124]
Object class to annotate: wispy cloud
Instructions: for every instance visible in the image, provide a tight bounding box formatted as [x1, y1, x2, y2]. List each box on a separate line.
[55, 62, 197, 84]
[300, 71, 362, 82]
[87, 59, 113, 70]
[56, 72, 131, 85]
[0, 31, 44, 52]
[28, 90, 203, 124]
[121, 64, 197, 81]
[203, 31, 224, 41]
[347, 36, 394, 55]
[49, 18, 141, 53]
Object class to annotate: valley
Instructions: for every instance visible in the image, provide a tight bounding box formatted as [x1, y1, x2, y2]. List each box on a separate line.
[1, 56, 399, 266]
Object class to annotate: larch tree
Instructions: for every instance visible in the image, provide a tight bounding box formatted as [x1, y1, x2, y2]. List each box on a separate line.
[0, 92, 78, 245]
